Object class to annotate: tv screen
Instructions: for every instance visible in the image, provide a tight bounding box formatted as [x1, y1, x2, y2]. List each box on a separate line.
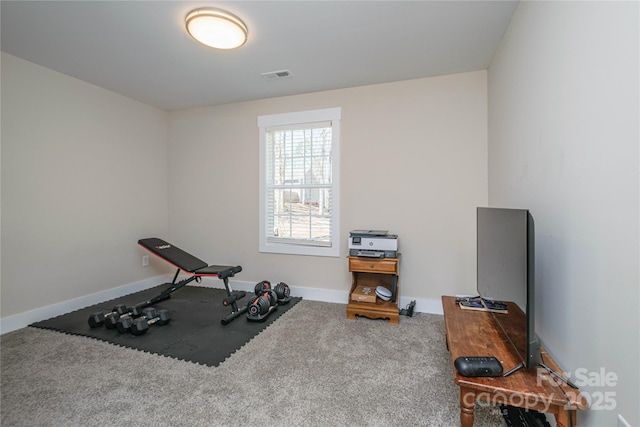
[476, 207, 540, 370]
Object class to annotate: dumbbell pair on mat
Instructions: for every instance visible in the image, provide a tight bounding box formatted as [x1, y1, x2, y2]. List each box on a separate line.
[88, 304, 171, 335]
[247, 281, 291, 318]
[254, 280, 290, 304]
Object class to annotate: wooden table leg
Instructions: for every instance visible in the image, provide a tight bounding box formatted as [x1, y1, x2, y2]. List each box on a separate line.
[555, 407, 577, 427]
[460, 387, 475, 427]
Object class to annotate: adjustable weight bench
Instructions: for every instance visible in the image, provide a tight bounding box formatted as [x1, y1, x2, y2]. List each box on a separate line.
[138, 238, 247, 325]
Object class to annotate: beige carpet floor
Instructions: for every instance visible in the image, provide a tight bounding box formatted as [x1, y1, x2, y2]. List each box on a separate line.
[1, 299, 504, 426]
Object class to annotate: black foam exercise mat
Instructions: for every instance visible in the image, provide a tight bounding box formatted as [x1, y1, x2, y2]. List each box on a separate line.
[31, 284, 301, 367]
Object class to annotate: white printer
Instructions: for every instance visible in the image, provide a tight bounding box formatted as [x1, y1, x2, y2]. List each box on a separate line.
[348, 230, 398, 258]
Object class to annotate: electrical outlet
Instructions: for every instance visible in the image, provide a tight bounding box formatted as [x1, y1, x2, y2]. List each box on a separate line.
[142, 255, 149, 267]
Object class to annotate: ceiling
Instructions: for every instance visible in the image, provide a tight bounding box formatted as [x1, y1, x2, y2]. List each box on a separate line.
[1, 1, 518, 111]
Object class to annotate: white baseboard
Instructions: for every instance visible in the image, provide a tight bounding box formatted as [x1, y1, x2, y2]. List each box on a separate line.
[191, 277, 349, 304]
[1, 275, 444, 335]
[196, 277, 443, 314]
[618, 414, 632, 427]
[404, 296, 444, 315]
[195, 277, 444, 316]
[0, 275, 171, 335]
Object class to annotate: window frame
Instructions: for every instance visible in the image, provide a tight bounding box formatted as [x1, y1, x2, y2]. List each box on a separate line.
[258, 107, 341, 257]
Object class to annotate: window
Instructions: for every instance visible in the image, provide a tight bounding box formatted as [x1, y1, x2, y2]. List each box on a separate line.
[258, 107, 341, 256]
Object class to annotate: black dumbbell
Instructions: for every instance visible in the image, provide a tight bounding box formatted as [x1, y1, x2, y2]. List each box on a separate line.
[261, 290, 278, 307]
[116, 306, 160, 334]
[274, 282, 291, 304]
[115, 314, 135, 334]
[130, 303, 151, 317]
[254, 281, 278, 307]
[254, 280, 271, 294]
[130, 308, 171, 336]
[88, 304, 129, 328]
[103, 302, 153, 329]
[255, 280, 290, 305]
[247, 294, 272, 318]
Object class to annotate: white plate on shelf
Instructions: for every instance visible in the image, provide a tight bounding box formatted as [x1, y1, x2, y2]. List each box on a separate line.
[376, 286, 392, 301]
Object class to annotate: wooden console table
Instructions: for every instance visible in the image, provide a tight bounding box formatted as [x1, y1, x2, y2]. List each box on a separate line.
[442, 296, 588, 427]
[346, 256, 400, 324]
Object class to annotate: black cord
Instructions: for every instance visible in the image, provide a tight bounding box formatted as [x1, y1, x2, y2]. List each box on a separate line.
[399, 300, 416, 316]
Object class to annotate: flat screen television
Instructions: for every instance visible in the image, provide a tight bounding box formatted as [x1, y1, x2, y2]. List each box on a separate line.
[476, 207, 540, 371]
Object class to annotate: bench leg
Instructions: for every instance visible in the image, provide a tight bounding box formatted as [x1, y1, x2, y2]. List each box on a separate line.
[220, 276, 247, 325]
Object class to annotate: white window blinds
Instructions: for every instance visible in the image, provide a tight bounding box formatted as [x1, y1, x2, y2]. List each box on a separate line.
[258, 108, 341, 257]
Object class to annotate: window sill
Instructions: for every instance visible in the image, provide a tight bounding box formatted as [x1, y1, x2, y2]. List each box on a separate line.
[259, 242, 340, 257]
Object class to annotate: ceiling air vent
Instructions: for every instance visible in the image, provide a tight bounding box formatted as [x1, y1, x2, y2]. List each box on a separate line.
[261, 70, 293, 81]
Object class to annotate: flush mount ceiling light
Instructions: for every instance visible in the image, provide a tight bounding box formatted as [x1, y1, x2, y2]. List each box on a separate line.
[185, 8, 248, 49]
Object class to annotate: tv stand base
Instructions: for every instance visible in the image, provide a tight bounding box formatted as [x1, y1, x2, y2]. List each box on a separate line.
[502, 362, 524, 377]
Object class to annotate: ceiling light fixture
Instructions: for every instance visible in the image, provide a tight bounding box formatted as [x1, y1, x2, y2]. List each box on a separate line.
[185, 8, 248, 50]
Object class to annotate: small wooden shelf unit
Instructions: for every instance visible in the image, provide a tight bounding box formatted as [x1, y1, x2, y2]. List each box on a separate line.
[346, 255, 400, 324]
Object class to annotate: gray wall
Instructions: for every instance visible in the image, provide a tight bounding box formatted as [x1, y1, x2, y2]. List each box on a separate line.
[1, 53, 170, 317]
[488, 2, 639, 426]
[1, 53, 488, 320]
[167, 72, 488, 308]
